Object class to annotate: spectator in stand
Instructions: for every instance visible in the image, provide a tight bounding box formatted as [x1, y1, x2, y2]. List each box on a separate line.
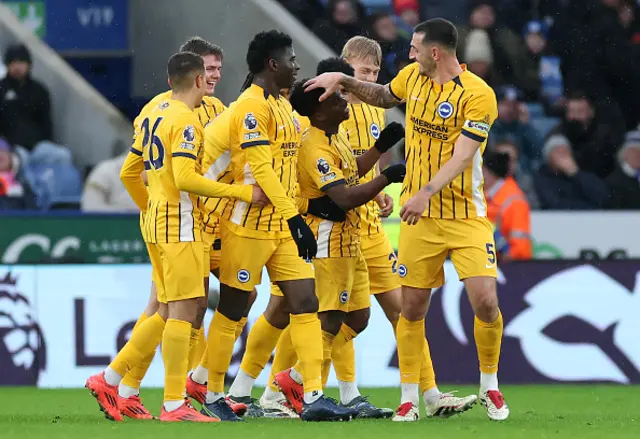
[418, 0, 468, 24]
[312, 0, 365, 53]
[521, 20, 565, 116]
[457, 1, 533, 93]
[463, 29, 503, 88]
[394, 0, 421, 27]
[535, 135, 609, 210]
[494, 139, 539, 209]
[606, 128, 640, 209]
[546, 90, 625, 178]
[0, 44, 51, 151]
[483, 150, 533, 261]
[490, 86, 543, 175]
[368, 12, 410, 84]
[81, 152, 140, 213]
[0, 137, 36, 210]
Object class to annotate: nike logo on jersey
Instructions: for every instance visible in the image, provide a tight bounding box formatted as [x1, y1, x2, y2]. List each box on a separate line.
[486, 264, 495, 269]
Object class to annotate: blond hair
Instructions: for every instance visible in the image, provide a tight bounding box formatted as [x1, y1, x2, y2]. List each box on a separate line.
[341, 36, 382, 67]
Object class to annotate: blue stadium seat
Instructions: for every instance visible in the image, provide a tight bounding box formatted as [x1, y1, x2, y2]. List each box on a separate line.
[530, 117, 560, 138]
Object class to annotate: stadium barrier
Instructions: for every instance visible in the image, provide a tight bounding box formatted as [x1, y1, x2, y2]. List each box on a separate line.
[1, 211, 639, 264]
[1, 260, 638, 387]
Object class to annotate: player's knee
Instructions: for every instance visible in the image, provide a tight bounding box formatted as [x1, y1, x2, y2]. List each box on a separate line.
[244, 288, 258, 317]
[290, 292, 319, 315]
[319, 311, 344, 335]
[345, 308, 370, 334]
[472, 292, 499, 323]
[263, 297, 290, 329]
[384, 308, 400, 324]
[217, 284, 250, 322]
[401, 291, 429, 321]
[194, 296, 208, 326]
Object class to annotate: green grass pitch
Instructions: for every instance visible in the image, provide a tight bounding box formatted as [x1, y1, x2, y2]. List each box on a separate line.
[2, 386, 638, 439]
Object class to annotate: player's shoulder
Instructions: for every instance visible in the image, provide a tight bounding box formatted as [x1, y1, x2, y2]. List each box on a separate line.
[460, 69, 496, 101]
[202, 95, 226, 111]
[398, 62, 420, 77]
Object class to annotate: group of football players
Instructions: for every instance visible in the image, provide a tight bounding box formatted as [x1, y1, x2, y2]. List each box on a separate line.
[85, 17, 510, 424]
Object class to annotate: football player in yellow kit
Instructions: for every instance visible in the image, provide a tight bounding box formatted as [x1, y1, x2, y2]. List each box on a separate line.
[86, 52, 265, 422]
[306, 18, 508, 421]
[113, 37, 252, 419]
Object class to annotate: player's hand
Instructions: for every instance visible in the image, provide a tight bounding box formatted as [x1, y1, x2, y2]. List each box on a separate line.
[400, 190, 431, 225]
[287, 214, 318, 261]
[304, 73, 344, 102]
[374, 122, 405, 153]
[376, 192, 394, 218]
[308, 195, 346, 222]
[251, 185, 269, 206]
[380, 163, 406, 184]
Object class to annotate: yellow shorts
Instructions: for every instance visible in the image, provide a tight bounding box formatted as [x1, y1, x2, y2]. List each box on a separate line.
[360, 231, 401, 295]
[315, 250, 370, 313]
[219, 223, 314, 291]
[146, 242, 165, 300]
[398, 216, 497, 289]
[151, 241, 205, 303]
[202, 230, 222, 274]
[270, 283, 283, 297]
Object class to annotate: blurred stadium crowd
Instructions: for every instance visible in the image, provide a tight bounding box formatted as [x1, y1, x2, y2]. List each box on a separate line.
[0, 0, 639, 214]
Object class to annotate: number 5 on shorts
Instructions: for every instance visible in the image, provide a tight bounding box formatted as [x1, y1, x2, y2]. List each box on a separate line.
[486, 243, 496, 264]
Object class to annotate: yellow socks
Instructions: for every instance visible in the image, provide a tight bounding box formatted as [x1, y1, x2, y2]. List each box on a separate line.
[289, 313, 323, 393]
[397, 315, 423, 385]
[110, 312, 165, 378]
[162, 318, 192, 402]
[206, 312, 238, 393]
[392, 317, 437, 395]
[236, 316, 248, 340]
[132, 312, 149, 331]
[188, 327, 205, 371]
[321, 331, 336, 387]
[475, 310, 503, 391]
[331, 324, 357, 383]
[240, 315, 283, 378]
[268, 325, 297, 391]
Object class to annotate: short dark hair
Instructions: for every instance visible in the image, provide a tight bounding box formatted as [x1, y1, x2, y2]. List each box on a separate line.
[167, 52, 204, 91]
[246, 30, 293, 75]
[566, 90, 592, 104]
[179, 36, 224, 60]
[316, 57, 354, 76]
[414, 18, 458, 50]
[289, 79, 323, 118]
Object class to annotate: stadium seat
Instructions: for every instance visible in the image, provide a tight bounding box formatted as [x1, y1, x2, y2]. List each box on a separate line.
[527, 103, 544, 118]
[24, 163, 83, 210]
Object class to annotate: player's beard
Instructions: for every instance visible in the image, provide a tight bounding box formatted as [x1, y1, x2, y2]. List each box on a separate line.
[419, 58, 436, 77]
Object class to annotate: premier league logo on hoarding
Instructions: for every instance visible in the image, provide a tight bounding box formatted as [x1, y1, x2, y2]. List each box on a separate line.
[0, 272, 46, 385]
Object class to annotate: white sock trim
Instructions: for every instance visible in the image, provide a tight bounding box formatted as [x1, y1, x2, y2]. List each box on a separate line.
[163, 400, 184, 412]
[303, 390, 323, 404]
[337, 380, 361, 405]
[401, 383, 419, 406]
[205, 391, 225, 404]
[228, 369, 256, 398]
[103, 367, 123, 387]
[422, 386, 441, 405]
[118, 383, 139, 398]
[289, 367, 303, 385]
[480, 372, 499, 392]
[191, 365, 208, 385]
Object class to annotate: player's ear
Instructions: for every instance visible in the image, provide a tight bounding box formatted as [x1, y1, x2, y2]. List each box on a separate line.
[268, 57, 278, 72]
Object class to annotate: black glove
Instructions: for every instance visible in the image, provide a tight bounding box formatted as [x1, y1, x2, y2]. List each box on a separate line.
[381, 163, 406, 184]
[307, 196, 346, 222]
[287, 214, 318, 260]
[374, 122, 405, 153]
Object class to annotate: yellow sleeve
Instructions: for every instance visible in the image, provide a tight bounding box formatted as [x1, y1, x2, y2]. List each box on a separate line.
[202, 111, 231, 173]
[234, 98, 299, 220]
[293, 184, 308, 213]
[389, 62, 419, 102]
[301, 142, 345, 192]
[461, 87, 498, 143]
[172, 115, 253, 202]
[119, 146, 148, 212]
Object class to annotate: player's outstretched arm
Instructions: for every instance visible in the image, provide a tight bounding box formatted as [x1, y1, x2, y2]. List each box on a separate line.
[304, 73, 400, 108]
[325, 164, 405, 211]
[120, 147, 148, 212]
[356, 122, 405, 177]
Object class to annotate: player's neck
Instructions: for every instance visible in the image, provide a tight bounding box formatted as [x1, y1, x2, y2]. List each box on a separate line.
[347, 92, 360, 104]
[431, 57, 463, 85]
[252, 75, 280, 98]
[170, 91, 199, 111]
[312, 119, 338, 135]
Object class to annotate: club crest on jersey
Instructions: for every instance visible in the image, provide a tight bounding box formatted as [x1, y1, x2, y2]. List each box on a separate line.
[437, 101, 454, 119]
[370, 123, 380, 139]
[237, 269, 250, 283]
[339, 291, 349, 304]
[398, 264, 408, 278]
[183, 125, 195, 142]
[244, 113, 258, 130]
[317, 158, 331, 175]
[293, 117, 301, 133]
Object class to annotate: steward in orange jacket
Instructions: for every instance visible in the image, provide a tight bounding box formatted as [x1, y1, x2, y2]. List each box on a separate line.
[483, 151, 533, 261]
